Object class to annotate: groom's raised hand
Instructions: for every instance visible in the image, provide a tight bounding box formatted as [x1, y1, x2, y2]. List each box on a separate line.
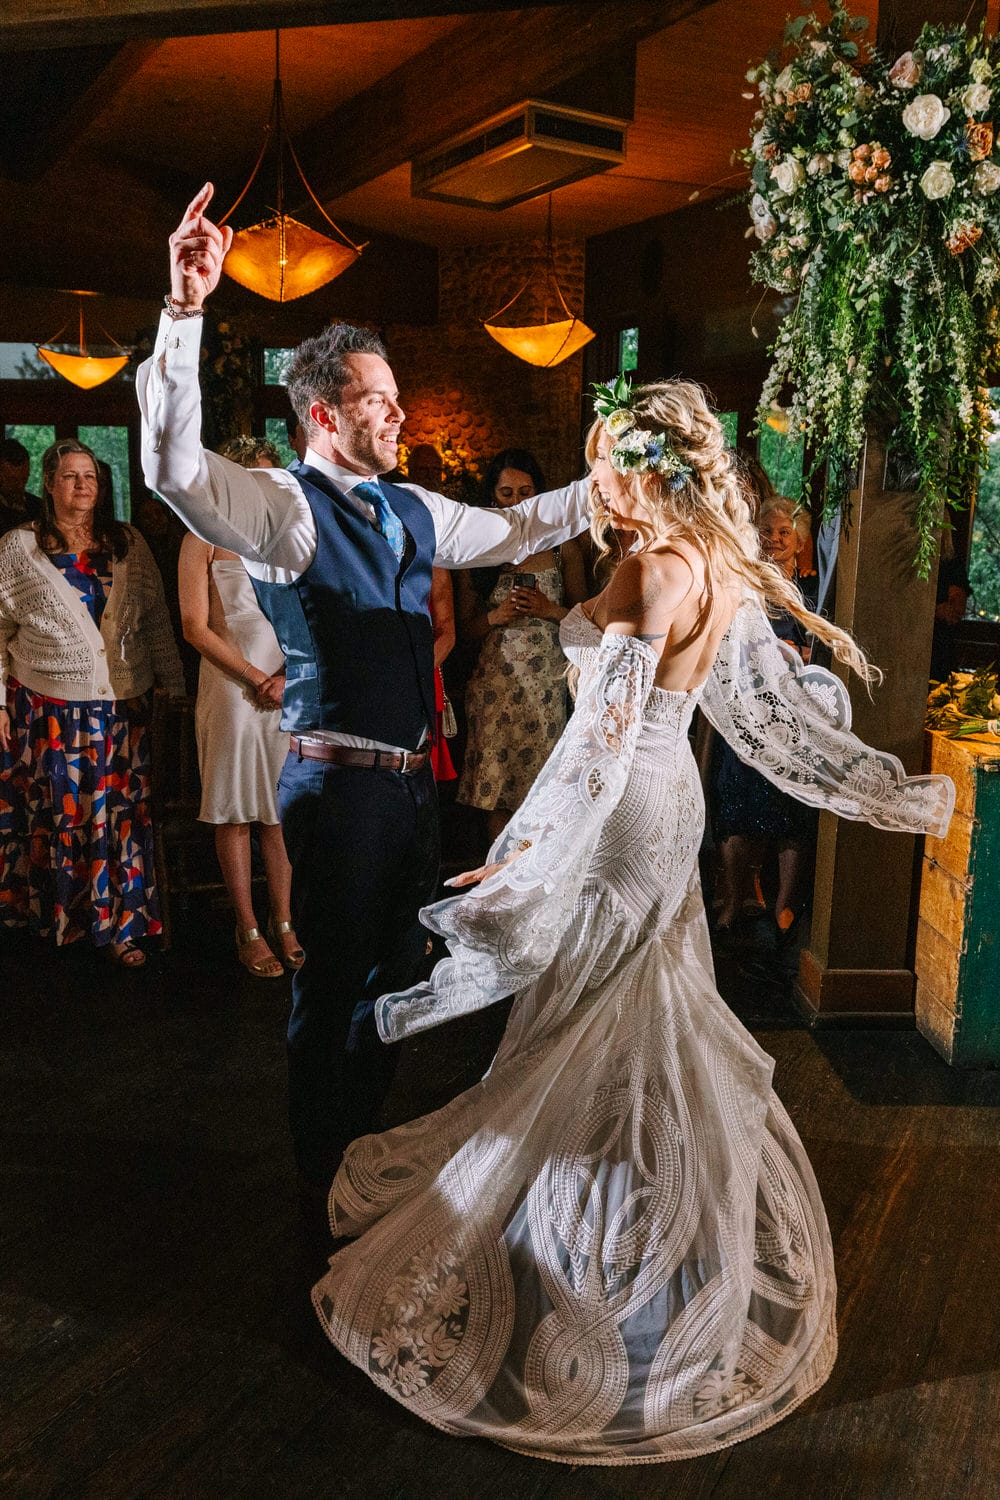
[168, 183, 233, 312]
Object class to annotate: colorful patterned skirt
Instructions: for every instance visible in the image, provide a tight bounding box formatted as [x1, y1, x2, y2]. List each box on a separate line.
[0, 681, 161, 947]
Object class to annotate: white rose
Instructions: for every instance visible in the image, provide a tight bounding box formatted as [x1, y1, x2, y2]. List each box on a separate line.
[974, 159, 1000, 194]
[920, 160, 956, 199]
[903, 93, 951, 139]
[807, 153, 832, 177]
[771, 157, 805, 195]
[775, 65, 794, 94]
[972, 59, 992, 84]
[750, 192, 778, 241]
[960, 83, 992, 115]
[605, 408, 636, 438]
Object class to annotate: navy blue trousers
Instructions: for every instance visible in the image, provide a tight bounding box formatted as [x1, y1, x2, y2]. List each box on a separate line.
[277, 753, 439, 1186]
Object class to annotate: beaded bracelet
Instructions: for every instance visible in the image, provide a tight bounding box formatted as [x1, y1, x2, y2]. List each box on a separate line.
[164, 295, 205, 320]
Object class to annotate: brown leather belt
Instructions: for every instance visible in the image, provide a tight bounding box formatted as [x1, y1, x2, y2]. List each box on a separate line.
[289, 737, 430, 774]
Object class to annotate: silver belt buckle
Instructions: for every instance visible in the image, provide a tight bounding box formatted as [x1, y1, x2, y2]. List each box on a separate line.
[400, 748, 418, 774]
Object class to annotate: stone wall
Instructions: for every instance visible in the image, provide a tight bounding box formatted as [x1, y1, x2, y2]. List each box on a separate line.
[386, 236, 587, 494]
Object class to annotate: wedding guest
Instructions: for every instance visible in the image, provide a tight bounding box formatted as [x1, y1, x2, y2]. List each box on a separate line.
[285, 412, 307, 465]
[930, 531, 971, 681]
[178, 434, 302, 978]
[713, 494, 819, 935]
[0, 439, 184, 965]
[456, 448, 587, 842]
[406, 443, 445, 491]
[429, 566, 457, 783]
[0, 439, 41, 534]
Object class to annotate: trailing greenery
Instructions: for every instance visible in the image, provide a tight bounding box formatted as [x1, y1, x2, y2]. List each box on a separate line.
[744, 3, 1000, 574]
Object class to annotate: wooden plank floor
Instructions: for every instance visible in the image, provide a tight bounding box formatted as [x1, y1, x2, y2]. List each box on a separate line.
[3, 910, 999, 1500]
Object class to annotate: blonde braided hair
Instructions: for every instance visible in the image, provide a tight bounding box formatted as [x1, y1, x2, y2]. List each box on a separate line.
[586, 379, 878, 685]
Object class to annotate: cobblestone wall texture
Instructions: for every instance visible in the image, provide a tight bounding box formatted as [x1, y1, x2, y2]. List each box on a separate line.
[386, 237, 587, 494]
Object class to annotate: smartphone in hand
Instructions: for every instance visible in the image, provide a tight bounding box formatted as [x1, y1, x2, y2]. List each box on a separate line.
[510, 572, 536, 590]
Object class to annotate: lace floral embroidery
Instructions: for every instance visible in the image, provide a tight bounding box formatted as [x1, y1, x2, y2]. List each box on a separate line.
[370, 1238, 469, 1396]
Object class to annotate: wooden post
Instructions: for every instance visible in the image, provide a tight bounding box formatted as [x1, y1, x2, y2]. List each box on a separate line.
[797, 0, 987, 1019]
[798, 431, 939, 1016]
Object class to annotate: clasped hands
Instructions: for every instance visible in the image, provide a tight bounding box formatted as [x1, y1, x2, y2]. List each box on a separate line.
[489, 585, 554, 627]
[254, 672, 285, 710]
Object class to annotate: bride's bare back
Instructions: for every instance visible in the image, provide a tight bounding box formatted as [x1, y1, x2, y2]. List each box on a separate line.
[585, 540, 741, 693]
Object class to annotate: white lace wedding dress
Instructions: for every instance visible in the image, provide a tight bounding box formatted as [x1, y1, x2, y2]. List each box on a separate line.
[312, 597, 953, 1464]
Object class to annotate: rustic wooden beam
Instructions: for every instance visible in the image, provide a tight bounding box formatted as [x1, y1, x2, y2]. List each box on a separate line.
[292, 1, 716, 205]
[0, 40, 160, 180]
[1, 0, 598, 55]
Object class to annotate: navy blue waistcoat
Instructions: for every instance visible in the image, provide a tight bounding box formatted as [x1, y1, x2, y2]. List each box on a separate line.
[249, 467, 437, 748]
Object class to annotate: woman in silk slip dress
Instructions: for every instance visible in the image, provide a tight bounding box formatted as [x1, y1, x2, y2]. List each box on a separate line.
[311, 379, 954, 1465]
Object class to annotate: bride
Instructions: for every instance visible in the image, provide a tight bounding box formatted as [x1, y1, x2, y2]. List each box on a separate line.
[312, 377, 953, 1464]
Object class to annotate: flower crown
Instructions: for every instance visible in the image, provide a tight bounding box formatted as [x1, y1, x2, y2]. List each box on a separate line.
[591, 375, 693, 491]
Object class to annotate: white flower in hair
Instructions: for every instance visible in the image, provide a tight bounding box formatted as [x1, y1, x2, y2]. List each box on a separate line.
[606, 408, 637, 438]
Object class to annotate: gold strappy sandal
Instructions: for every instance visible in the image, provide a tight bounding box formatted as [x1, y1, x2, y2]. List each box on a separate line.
[268, 918, 305, 971]
[235, 925, 284, 979]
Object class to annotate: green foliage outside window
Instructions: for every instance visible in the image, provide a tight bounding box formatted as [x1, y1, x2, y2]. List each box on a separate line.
[263, 348, 294, 386]
[618, 327, 638, 373]
[264, 418, 296, 470]
[968, 391, 1000, 622]
[79, 427, 131, 521]
[4, 424, 55, 496]
[758, 422, 805, 501]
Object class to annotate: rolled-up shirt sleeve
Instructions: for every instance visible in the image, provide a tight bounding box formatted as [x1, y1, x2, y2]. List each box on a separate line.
[406, 479, 592, 568]
[137, 312, 307, 571]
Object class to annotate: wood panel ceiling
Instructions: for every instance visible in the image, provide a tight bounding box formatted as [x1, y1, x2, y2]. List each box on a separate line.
[0, 0, 881, 303]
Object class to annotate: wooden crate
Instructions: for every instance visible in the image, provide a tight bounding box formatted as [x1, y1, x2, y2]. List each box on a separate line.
[916, 731, 1000, 1066]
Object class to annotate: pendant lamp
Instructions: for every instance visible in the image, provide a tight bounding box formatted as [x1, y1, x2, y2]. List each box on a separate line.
[36, 292, 129, 390]
[483, 197, 594, 368]
[220, 31, 365, 302]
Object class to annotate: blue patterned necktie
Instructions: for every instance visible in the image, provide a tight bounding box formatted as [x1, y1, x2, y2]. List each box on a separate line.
[353, 479, 405, 563]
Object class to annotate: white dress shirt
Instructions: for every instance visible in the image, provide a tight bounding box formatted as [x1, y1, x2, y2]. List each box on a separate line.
[137, 311, 592, 751]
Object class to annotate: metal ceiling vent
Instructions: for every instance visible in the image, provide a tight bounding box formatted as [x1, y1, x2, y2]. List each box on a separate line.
[412, 100, 628, 210]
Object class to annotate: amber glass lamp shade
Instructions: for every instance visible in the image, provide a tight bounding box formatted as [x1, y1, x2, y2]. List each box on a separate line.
[36, 347, 130, 389]
[223, 214, 360, 303]
[484, 316, 595, 368]
[36, 293, 129, 389]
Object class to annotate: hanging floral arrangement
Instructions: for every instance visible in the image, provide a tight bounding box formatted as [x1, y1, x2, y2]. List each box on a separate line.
[743, 3, 1000, 574]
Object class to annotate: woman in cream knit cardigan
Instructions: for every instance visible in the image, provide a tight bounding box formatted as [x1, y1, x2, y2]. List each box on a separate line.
[0, 440, 184, 965]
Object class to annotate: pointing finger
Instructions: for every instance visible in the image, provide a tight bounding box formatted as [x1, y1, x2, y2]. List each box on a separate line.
[183, 182, 214, 223]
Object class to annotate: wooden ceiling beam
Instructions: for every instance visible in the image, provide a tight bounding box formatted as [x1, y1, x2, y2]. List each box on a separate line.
[292, 0, 718, 206]
[1, 0, 587, 55]
[0, 40, 161, 180]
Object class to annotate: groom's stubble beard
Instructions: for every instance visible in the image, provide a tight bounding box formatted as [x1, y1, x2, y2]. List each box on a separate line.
[335, 407, 399, 477]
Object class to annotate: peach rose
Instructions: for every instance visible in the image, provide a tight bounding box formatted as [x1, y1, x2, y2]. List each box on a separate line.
[889, 51, 921, 89]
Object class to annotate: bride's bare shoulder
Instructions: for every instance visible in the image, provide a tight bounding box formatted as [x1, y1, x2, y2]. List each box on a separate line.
[604, 549, 697, 620]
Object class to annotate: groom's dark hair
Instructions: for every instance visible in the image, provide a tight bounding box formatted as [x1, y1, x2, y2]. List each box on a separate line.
[285, 322, 388, 435]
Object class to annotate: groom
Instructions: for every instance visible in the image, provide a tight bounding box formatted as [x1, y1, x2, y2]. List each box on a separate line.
[138, 185, 592, 1199]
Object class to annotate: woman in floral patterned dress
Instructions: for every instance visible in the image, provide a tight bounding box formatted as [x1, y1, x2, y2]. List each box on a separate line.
[456, 450, 586, 842]
[0, 440, 184, 965]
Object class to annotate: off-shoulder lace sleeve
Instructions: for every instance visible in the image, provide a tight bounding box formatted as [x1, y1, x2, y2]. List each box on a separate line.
[700, 595, 954, 838]
[375, 632, 658, 1042]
